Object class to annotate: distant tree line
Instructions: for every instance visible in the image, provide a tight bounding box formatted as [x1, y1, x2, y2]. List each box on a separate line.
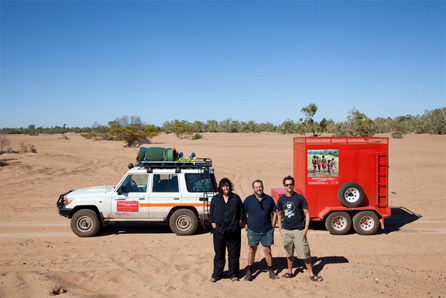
[158, 106, 445, 137]
[1, 107, 444, 146]
[0, 124, 94, 135]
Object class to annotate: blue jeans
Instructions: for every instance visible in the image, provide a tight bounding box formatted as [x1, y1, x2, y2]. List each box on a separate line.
[247, 228, 274, 246]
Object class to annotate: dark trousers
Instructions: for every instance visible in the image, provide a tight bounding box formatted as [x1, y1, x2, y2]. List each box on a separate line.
[212, 229, 241, 279]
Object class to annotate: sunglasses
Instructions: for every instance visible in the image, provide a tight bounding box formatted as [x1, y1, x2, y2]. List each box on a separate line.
[284, 184, 294, 187]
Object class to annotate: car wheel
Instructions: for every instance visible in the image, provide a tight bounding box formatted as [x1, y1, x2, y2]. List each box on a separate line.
[325, 212, 352, 235]
[71, 209, 101, 237]
[169, 209, 198, 236]
[338, 182, 364, 208]
[353, 211, 380, 235]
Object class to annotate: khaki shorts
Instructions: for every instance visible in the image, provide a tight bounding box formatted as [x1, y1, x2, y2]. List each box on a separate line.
[282, 229, 311, 259]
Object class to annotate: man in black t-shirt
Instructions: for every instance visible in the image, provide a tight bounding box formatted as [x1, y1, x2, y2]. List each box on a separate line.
[277, 176, 323, 282]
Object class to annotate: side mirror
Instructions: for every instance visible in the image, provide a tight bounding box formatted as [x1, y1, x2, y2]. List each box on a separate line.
[117, 186, 123, 195]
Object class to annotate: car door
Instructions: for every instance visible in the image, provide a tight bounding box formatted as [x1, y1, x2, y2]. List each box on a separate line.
[111, 173, 149, 219]
[149, 172, 181, 219]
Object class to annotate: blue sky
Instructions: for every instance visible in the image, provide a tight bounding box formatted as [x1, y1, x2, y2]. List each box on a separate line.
[1, 0, 445, 128]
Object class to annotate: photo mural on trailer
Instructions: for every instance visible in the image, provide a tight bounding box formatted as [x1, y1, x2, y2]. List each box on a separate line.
[307, 149, 339, 185]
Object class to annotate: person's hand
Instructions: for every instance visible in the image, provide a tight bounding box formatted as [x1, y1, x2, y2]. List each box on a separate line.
[279, 228, 283, 235]
[211, 223, 216, 229]
[300, 229, 308, 237]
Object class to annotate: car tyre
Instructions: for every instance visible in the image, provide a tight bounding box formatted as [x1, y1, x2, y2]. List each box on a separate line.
[169, 209, 198, 236]
[71, 209, 101, 237]
[325, 212, 352, 235]
[353, 211, 380, 235]
[338, 182, 364, 208]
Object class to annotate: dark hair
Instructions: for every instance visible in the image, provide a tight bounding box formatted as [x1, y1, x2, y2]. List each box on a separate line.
[282, 175, 295, 186]
[251, 179, 263, 188]
[218, 178, 233, 194]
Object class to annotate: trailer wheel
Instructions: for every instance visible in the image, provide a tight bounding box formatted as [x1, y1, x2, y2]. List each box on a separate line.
[338, 182, 364, 208]
[353, 211, 380, 235]
[71, 209, 101, 237]
[325, 212, 352, 235]
[169, 209, 198, 236]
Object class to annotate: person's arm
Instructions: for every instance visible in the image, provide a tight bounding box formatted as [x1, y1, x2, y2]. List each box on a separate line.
[278, 210, 283, 235]
[238, 197, 245, 228]
[209, 196, 216, 229]
[272, 210, 278, 229]
[301, 208, 310, 236]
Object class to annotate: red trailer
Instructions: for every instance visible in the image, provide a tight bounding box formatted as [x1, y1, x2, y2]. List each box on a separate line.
[271, 137, 390, 235]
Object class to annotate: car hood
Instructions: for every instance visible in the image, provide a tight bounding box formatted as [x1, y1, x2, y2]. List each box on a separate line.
[68, 185, 115, 198]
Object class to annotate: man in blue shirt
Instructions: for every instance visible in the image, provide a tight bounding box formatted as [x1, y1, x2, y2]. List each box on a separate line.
[277, 175, 323, 282]
[243, 179, 279, 281]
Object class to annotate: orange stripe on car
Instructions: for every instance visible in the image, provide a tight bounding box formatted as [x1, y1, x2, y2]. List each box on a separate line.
[139, 203, 209, 208]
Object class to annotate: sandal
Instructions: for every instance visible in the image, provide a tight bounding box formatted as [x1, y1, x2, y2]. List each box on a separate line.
[282, 273, 294, 278]
[310, 275, 323, 282]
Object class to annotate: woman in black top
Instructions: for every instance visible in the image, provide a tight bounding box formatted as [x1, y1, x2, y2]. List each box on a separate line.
[209, 178, 245, 282]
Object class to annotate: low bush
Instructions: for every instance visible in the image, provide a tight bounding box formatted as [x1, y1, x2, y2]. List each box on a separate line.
[392, 131, 404, 139]
[192, 133, 203, 140]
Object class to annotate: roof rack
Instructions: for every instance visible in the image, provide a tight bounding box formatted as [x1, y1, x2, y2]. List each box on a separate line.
[135, 158, 213, 173]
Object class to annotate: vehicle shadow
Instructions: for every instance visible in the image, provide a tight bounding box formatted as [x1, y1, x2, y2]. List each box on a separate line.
[237, 255, 348, 280]
[380, 206, 422, 234]
[96, 222, 213, 237]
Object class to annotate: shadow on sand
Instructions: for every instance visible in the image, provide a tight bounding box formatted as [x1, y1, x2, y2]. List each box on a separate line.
[233, 255, 348, 281]
[96, 221, 213, 237]
[0, 158, 20, 167]
[380, 206, 422, 234]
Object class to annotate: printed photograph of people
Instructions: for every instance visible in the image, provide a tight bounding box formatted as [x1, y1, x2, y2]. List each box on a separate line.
[307, 150, 339, 177]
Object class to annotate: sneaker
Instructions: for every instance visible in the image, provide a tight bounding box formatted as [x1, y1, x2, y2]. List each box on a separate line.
[209, 277, 218, 283]
[269, 270, 279, 280]
[244, 269, 252, 281]
[230, 276, 240, 282]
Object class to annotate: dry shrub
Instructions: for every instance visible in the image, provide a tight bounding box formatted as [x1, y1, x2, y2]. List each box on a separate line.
[29, 144, 37, 153]
[0, 135, 11, 154]
[20, 142, 28, 153]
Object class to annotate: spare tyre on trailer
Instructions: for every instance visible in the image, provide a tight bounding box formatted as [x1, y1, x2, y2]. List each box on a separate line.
[338, 182, 364, 208]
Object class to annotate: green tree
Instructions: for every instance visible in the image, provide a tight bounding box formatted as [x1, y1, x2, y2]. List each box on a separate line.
[345, 108, 375, 136]
[109, 116, 158, 147]
[424, 107, 446, 134]
[279, 119, 295, 134]
[301, 103, 318, 136]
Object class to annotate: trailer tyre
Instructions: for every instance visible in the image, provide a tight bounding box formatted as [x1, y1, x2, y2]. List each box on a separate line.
[338, 182, 364, 208]
[71, 209, 101, 237]
[169, 209, 198, 236]
[353, 211, 380, 235]
[325, 212, 352, 235]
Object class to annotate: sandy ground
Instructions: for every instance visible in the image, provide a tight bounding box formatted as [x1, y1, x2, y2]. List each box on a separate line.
[0, 132, 445, 298]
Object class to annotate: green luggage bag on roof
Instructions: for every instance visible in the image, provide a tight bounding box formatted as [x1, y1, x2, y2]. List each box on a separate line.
[146, 147, 165, 161]
[165, 148, 177, 161]
[137, 147, 147, 162]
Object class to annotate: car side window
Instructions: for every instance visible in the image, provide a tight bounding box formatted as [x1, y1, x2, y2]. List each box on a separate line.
[152, 174, 179, 192]
[121, 174, 148, 193]
[185, 174, 215, 192]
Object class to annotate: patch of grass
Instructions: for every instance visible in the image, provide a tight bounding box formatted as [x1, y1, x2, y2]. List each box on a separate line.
[392, 131, 404, 139]
[192, 133, 203, 140]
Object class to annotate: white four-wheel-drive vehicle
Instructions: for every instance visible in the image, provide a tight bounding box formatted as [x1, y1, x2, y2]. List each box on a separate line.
[57, 159, 216, 237]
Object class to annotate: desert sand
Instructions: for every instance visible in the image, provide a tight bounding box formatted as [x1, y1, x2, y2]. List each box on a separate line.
[0, 132, 445, 297]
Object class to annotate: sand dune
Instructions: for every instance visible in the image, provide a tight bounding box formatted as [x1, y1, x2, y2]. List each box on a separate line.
[1, 132, 445, 297]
